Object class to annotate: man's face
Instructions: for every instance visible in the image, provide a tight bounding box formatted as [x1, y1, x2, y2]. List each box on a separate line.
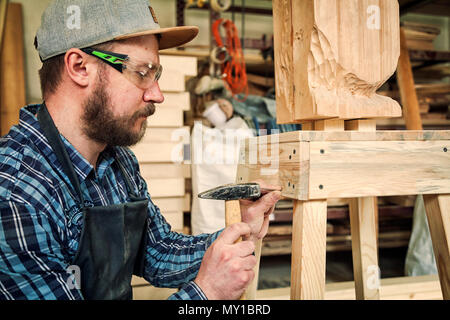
[81, 35, 163, 147]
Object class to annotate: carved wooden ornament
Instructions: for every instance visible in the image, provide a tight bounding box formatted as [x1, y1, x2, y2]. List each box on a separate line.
[273, 0, 402, 124]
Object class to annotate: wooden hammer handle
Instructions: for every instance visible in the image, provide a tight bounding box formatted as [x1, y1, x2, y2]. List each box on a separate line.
[225, 199, 246, 300]
[225, 200, 243, 243]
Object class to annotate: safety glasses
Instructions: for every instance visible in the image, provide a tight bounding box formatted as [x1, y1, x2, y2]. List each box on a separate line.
[81, 47, 163, 90]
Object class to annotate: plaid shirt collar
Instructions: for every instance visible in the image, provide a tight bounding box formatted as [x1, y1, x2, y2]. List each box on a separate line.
[19, 104, 116, 182]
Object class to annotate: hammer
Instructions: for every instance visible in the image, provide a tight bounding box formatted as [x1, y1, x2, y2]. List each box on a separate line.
[198, 182, 276, 237]
[198, 182, 278, 299]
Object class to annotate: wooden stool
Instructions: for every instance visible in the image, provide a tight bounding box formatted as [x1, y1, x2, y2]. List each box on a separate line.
[236, 0, 450, 300]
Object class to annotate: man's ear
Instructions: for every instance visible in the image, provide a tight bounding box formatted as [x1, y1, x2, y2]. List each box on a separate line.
[64, 48, 95, 88]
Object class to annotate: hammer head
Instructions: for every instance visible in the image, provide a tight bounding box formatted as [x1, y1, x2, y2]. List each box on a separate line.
[198, 183, 262, 201]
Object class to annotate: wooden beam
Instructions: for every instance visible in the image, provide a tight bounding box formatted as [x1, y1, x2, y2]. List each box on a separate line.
[0, 2, 25, 136]
[349, 197, 380, 300]
[272, 0, 295, 124]
[290, 199, 327, 299]
[0, 0, 7, 51]
[345, 118, 380, 300]
[396, 27, 423, 131]
[308, 140, 450, 199]
[241, 135, 450, 200]
[345, 119, 377, 132]
[423, 194, 450, 300]
[246, 130, 450, 144]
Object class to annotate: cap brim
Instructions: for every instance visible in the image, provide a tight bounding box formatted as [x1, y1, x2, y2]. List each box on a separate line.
[114, 26, 199, 50]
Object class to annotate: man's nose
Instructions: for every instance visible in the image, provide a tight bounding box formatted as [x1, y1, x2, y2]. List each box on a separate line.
[143, 82, 164, 104]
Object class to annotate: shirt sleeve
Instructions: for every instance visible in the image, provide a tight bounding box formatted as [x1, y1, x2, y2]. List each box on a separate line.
[168, 281, 208, 300]
[143, 195, 222, 295]
[121, 147, 223, 299]
[0, 201, 83, 300]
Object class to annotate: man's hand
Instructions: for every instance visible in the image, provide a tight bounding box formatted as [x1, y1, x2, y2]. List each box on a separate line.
[240, 180, 282, 242]
[194, 222, 256, 300]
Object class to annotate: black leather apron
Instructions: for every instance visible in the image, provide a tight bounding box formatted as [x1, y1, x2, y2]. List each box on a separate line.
[37, 103, 148, 300]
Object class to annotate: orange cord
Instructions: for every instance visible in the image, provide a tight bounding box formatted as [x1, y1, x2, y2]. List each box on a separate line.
[212, 18, 248, 101]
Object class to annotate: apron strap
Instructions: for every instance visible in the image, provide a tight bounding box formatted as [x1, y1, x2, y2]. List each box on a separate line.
[37, 103, 86, 206]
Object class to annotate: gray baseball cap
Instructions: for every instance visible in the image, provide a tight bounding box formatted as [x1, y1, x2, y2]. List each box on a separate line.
[35, 0, 199, 61]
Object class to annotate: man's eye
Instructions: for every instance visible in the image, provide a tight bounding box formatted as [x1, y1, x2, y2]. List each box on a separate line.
[137, 70, 148, 78]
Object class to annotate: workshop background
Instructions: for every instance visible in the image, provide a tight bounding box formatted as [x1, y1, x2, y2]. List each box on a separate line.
[1, 0, 449, 300]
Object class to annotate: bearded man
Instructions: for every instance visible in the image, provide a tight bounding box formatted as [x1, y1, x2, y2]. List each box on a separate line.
[0, 0, 281, 300]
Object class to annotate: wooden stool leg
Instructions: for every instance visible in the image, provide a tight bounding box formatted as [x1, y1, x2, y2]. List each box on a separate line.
[291, 199, 327, 299]
[349, 197, 380, 300]
[423, 194, 450, 300]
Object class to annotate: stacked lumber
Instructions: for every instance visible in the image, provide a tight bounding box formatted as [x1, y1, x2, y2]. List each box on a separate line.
[378, 83, 450, 122]
[262, 198, 414, 256]
[247, 73, 275, 96]
[403, 21, 440, 51]
[130, 55, 197, 233]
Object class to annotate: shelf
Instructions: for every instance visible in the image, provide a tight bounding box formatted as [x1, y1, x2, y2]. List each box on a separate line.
[377, 117, 450, 129]
[400, 0, 450, 17]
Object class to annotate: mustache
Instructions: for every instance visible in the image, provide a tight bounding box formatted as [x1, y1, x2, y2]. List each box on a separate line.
[131, 103, 156, 120]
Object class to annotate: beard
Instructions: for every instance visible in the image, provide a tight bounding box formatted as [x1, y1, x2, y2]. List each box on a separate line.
[81, 80, 155, 147]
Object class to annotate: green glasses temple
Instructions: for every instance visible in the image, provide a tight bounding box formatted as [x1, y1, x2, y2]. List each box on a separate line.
[81, 47, 128, 73]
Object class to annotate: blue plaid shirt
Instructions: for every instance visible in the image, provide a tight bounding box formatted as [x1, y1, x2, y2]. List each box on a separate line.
[0, 104, 220, 300]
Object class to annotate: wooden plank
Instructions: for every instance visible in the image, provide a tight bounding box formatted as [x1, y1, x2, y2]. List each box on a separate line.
[141, 126, 190, 143]
[158, 71, 186, 92]
[151, 195, 191, 212]
[346, 117, 380, 300]
[131, 142, 184, 163]
[272, 0, 295, 124]
[238, 140, 307, 200]
[161, 211, 184, 231]
[159, 55, 197, 77]
[423, 194, 450, 300]
[241, 137, 450, 200]
[131, 276, 178, 300]
[132, 286, 177, 300]
[349, 197, 380, 300]
[314, 119, 345, 132]
[291, 0, 328, 122]
[146, 178, 185, 198]
[159, 92, 190, 111]
[157, 56, 197, 93]
[396, 27, 423, 131]
[0, 0, 7, 51]
[139, 163, 190, 179]
[308, 140, 450, 199]
[345, 119, 377, 132]
[0, 2, 25, 136]
[377, 118, 450, 128]
[290, 199, 327, 299]
[256, 275, 443, 300]
[147, 106, 184, 127]
[248, 130, 450, 144]
[261, 230, 411, 256]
